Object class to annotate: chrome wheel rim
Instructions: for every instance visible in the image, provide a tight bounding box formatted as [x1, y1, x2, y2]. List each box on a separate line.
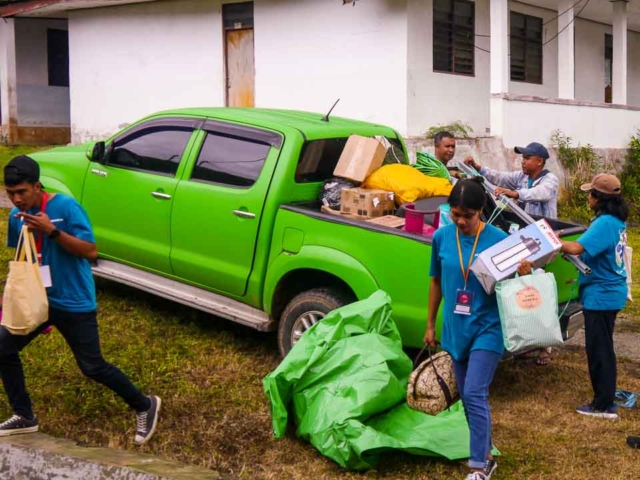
[291, 310, 326, 346]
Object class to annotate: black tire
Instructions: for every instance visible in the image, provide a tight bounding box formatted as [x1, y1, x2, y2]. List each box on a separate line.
[277, 288, 353, 358]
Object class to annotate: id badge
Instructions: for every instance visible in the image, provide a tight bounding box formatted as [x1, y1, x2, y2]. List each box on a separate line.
[454, 289, 474, 316]
[39, 265, 52, 288]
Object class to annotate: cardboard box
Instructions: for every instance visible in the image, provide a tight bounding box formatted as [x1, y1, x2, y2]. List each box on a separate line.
[320, 205, 359, 220]
[340, 188, 396, 219]
[470, 219, 562, 294]
[333, 135, 388, 183]
[366, 215, 405, 229]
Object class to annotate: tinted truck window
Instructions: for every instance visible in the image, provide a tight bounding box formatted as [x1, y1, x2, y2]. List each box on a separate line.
[191, 132, 270, 187]
[295, 137, 407, 183]
[110, 127, 192, 176]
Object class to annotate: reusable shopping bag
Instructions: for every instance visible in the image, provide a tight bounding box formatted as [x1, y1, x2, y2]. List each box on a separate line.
[495, 271, 563, 353]
[2, 225, 49, 335]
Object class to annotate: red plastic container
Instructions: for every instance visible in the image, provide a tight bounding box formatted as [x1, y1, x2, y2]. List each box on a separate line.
[404, 203, 424, 234]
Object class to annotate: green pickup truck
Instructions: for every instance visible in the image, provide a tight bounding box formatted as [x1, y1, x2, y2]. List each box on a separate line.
[31, 108, 586, 356]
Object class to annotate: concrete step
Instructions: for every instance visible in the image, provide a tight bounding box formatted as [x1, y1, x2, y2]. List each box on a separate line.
[0, 433, 222, 480]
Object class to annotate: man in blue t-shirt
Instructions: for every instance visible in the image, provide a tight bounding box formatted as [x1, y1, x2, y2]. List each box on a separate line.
[0, 155, 160, 444]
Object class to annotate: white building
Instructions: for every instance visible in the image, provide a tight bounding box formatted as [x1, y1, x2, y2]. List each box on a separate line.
[0, 0, 638, 156]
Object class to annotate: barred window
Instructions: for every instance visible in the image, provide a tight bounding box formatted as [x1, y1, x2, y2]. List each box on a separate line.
[433, 0, 475, 76]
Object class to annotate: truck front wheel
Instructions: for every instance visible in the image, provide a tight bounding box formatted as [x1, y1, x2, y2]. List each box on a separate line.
[278, 288, 353, 357]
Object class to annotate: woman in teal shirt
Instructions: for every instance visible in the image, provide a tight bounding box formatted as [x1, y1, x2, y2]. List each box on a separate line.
[561, 173, 628, 420]
[425, 177, 529, 480]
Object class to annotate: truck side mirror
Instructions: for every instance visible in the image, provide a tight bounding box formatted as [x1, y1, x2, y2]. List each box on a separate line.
[89, 141, 106, 163]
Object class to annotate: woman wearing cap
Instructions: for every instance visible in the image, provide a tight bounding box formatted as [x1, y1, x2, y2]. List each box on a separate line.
[560, 173, 629, 419]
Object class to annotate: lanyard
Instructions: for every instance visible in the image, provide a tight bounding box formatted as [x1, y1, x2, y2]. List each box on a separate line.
[35, 192, 48, 261]
[456, 222, 484, 289]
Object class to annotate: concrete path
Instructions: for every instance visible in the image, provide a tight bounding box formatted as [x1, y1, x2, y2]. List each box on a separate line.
[0, 433, 222, 480]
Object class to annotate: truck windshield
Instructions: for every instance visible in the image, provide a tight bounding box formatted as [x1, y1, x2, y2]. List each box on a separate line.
[295, 137, 407, 183]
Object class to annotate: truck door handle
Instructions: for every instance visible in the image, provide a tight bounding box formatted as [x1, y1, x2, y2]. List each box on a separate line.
[151, 192, 172, 200]
[233, 210, 256, 219]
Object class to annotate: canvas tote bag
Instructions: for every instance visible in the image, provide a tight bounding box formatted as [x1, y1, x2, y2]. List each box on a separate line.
[495, 271, 563, 353]
[2, 225, 48, 335]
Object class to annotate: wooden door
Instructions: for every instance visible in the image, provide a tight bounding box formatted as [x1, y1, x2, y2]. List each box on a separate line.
[226, 29, 255, 107]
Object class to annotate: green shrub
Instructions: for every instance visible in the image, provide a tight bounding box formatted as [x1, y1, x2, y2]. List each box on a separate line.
[552, 130, 603, 224]
[425, 121, 473, 139]
[621, 132, 640, 224]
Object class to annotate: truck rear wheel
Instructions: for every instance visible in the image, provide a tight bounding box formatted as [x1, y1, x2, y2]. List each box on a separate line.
[278, 288, 353, 358]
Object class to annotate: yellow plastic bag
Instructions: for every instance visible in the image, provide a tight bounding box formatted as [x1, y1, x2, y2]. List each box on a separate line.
[363, 164, 453, 205]
[2, 225, 49, 335]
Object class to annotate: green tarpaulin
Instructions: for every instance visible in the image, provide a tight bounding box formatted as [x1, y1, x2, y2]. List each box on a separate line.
[263, 290, 472, 470]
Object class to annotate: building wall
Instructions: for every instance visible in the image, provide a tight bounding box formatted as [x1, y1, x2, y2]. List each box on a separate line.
[69, 0, 224, 142]
[500, 97, 640, 148]
[508, 1, 558, 99]
[575, 18, 640, 108]
[70, 0, 408, 142]
[407, 0, 558, 138]
[66, 0, 640, 146]
[575, 19, 608, 104]
[15, 18, 69, 126]
[255, 0, 408, 134]
[629, 30, 640, 108]
[407, 0, 491, 137]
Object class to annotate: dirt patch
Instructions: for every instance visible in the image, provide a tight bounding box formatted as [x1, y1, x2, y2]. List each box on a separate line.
[565, 315, 640, 362]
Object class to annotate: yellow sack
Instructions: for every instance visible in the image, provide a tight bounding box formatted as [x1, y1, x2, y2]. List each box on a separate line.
[363, 164, 453, 205]
[2, 225, 49, 335]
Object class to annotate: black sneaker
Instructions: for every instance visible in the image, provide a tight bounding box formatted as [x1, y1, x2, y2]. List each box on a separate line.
[484, 459, 498, 478]
[0, 415, 38, 436]
[134, 396, 161, 445]
[627, 436, 640, 448]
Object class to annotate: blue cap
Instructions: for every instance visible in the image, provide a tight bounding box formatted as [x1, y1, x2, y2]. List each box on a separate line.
[514, 142, 549, 160]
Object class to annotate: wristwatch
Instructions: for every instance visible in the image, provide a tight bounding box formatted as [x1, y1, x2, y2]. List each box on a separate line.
[48, 228, 61, 240]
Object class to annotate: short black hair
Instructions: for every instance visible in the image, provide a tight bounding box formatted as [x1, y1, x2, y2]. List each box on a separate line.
[4, 155, 40, 187]
[434, 131, 455, 147]
[448, 177, 486, 211]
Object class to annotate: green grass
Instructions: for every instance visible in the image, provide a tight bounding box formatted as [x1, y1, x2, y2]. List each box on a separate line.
[0, 144, 639, 478]
[0, 214, 638, 479]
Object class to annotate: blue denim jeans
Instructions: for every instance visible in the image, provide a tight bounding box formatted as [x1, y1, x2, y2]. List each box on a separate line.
[453, 349, 502, 469]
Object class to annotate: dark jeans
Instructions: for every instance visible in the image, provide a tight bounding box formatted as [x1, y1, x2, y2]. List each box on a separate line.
[584, 309, 619, 410]
[0, 307, 150, 419]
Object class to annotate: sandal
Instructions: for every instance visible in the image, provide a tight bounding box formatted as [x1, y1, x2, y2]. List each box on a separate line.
[536, 349, 552, 366]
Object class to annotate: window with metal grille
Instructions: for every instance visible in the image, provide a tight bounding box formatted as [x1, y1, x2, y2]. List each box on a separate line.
[433, 0, 475, 76]
[510, 12, 543, 84]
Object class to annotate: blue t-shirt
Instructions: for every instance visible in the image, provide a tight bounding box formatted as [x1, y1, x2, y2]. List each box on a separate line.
[8, 193, 97, 313]
[430, 223, 508, 361]
[577, 214, 627, 311]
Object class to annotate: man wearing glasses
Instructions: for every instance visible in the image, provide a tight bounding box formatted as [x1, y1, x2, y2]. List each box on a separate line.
[464, 142, 559, 219]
